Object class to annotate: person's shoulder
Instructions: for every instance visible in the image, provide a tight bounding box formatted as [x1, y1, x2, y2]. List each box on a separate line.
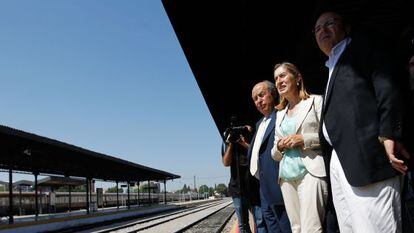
[309, 94, 323, 102]
[309, 94, 323, 109]
[350, 27, 392, 51]
[275, 108, 285, 117]
[313, 94, 323, 100]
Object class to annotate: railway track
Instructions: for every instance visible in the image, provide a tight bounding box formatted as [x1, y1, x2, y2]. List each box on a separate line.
[180, 203, 234, 233]
[82, 198, 233, 233]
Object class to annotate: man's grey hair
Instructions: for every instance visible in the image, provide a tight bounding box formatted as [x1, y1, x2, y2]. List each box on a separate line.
[261, 80, 277, 98]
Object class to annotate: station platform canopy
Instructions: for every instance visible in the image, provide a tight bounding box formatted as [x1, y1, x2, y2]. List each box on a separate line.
[13, 180, 34, 187]
[0, 125, 180, 182]
[162, 0, 413, 135]
[38, 176, 85, 188]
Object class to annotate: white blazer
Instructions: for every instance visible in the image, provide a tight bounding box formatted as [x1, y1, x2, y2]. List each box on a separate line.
[271, 95, 326, 178]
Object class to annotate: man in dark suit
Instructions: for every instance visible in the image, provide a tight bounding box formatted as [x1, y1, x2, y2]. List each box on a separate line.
[248, 80, 291, 233]
[314, 11, 411, 232]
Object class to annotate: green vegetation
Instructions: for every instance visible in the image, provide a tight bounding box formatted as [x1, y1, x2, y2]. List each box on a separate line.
[106, 186, 124, 193]
[177, 183, 228, 196]
[215, 183, 228, 195]
[55, 185, 86, 192]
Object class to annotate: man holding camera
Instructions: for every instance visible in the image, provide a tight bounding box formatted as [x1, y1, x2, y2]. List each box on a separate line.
[222, 126, 266, 233]
[248, 81, 291, 232]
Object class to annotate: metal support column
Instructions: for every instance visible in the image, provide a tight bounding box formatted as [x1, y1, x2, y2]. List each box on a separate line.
[39, 189, 43, 215]
[116, 181, 119, 209]
[68, 185, 72, 212]
[91, 179, 95, 211]
[34, 173, 39, 219]
[137, 181, 140, 206]
[96, 186, 99, 210]
[147, 180, 150, 206]
[86, 178, 90, 214]
[164, 179, 167, 205]
[18, 188, 22, 216]
[8, 168, 13, 224]
[127, 182, 130, 209]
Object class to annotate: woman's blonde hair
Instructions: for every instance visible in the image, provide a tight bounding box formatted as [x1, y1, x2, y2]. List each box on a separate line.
[274, 62, 310, 110]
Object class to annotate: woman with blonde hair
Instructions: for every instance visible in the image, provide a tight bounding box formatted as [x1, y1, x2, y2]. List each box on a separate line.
[271, 62, 328, 233]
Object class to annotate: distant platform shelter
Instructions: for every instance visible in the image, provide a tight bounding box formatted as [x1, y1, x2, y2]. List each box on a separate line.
[0, 125, 180, 224]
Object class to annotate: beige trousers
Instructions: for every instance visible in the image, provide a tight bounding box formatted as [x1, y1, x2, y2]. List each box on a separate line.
[280, 173, 328, 233]
[330, 150, 402, 233]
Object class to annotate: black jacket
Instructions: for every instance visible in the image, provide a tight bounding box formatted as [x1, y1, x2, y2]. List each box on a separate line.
[320, 34, 403, 187]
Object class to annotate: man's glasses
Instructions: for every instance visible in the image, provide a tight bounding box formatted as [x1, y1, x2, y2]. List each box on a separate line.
[313, 18, 339, 35]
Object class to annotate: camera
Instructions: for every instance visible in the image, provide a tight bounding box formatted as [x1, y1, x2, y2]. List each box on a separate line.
[224, 126, 249, 143]
[223, 116, 251, 143]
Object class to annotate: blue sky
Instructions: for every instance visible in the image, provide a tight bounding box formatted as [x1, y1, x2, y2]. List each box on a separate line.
[0, 0, 227, 191]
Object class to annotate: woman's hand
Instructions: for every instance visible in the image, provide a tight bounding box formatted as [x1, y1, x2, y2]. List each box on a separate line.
[279, 134, 304, 149]
[277, 137, 287, 151]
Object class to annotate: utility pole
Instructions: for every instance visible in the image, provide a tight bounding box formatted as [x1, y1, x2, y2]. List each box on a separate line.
[193, 175, 196, 192]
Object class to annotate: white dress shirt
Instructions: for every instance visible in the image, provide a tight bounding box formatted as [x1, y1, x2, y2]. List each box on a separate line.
[322, 37, 351, 145]
[250, 115, 271, 179]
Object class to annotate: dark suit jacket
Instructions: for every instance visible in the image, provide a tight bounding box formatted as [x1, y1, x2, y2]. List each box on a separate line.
[320, 34, 403, 187]
[248, 111, 284, 205]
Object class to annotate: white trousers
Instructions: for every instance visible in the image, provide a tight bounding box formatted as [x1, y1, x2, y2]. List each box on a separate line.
[280, 173, 328, 233]
[330, 149, 402, 233]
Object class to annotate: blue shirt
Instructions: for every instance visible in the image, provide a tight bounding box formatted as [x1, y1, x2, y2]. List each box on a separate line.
[279, 114, 307, 181]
